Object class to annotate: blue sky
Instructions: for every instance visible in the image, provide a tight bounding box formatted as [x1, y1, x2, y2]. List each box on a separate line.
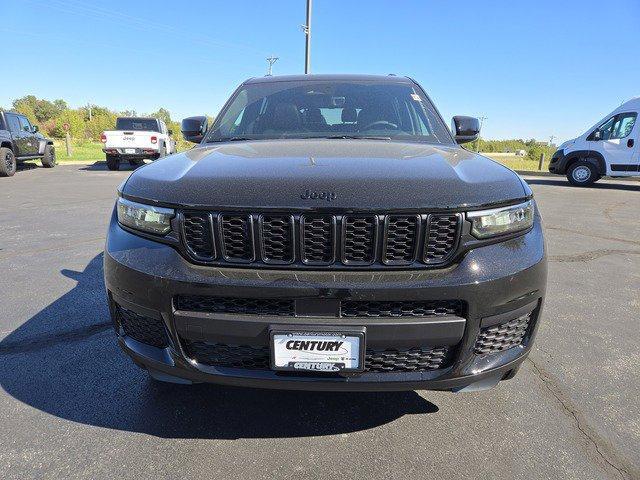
[1, 0, 639, 142]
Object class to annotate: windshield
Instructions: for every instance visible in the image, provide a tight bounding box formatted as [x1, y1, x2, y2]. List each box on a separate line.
[116, 118, 159, 132]
[205, 80, 453, 144]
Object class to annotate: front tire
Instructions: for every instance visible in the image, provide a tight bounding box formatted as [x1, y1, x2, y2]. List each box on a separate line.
[41, 144, 57, 168]
[106, 154, 120, 171]
[567, 160, 599, 187]
[0, 147, 17, 177]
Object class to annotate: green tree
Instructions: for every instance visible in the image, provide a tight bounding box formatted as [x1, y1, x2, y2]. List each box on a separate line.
[150, 107, 172, 124]
[50, 110, 85, 138]
[13, 95, 67, 123]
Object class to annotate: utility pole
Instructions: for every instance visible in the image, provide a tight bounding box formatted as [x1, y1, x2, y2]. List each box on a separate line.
[477, 116, 487, 152]
[266, 56, 279, 76]
[548, 135, 556, 147]
[302, 0, 312, 74]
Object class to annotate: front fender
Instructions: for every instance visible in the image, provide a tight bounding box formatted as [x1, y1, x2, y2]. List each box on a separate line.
[559, 150, 606, 175]
[37, 138, 53, 155]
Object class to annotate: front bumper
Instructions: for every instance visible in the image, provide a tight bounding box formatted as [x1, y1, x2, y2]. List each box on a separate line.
[548, 149, 566, 174]
[104, 211, 547, 391]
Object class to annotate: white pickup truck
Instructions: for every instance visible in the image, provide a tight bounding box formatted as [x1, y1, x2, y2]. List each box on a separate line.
[101, 117, 176, 171]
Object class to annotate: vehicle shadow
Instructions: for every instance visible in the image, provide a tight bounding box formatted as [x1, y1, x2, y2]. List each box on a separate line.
[79, 161, 140, 171]
[16, 161, 40, 172]
[524, 177, 640, 192]
[0, 254, 438, 439]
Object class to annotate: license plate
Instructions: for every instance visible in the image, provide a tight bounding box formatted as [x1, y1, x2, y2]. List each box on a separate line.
[124, 148, 136, 154]
[270, 328, 365, 373]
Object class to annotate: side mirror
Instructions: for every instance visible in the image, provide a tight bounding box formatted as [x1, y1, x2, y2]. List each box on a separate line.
[167, 129, 173, 136]
[181, 116, 208, 143]
[452, 116, 480, 144]
[32, 125, 39, 133]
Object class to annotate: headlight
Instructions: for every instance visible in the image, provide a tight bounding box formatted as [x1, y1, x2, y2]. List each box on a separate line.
[117, 198, 174, 235]
[467, 200, 534, 239]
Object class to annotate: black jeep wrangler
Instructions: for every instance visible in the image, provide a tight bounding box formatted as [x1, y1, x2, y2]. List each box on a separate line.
[105, 75, 547, 392]
[0, 111, 56, 177]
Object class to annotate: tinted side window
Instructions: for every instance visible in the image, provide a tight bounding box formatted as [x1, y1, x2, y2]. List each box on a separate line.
[18, 116, 32, 133]
[611, 113, 637, 140]
[6, 114, 22, 133]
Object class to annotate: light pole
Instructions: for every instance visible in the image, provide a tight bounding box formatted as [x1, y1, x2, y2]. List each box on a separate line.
[477, 116, 487, 152]
[266, 56, 279, 76]
[302, 0, 312, 74]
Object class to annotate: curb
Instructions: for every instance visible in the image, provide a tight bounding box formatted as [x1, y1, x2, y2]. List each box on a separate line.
[516, 170, 640, 182]
[515, 170, 556, 177]
[514, 170, 564, 178]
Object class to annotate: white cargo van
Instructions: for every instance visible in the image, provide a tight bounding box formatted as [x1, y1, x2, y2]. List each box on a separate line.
[549, 97, 639, 186]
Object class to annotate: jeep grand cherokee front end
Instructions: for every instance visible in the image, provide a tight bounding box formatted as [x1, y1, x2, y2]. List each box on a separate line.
[104, 74, 546, 391]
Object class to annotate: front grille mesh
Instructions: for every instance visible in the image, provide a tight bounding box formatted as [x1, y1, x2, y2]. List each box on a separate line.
[343, 215, 377, 264]
[365, 347, 451, 372]
[260, 215, 294, 263]
[175, 295, 463, 318]
[116, 305, 168, 348]
[181, 340, 452, 373]
[180, 210, 461, 269]
[383, 216, 419, 263]
[425, 215, 460, 263]
[220, 215, 254, 261]
[175, 295, 294, 316]
[474, 313, 532, 354]
[186, 341, 272, 370]
[182, 212, 214, 259]
[302, 215, 335, 264]
[341, 300, 463, 318]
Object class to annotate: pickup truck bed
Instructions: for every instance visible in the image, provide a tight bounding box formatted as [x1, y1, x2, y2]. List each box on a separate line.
[101, 117, 176, 171]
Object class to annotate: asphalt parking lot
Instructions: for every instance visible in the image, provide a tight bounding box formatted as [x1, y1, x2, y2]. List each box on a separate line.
[1, 163, 638, 480]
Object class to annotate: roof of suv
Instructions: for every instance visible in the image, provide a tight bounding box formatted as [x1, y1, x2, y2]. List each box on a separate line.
[245, 74, 413, 84]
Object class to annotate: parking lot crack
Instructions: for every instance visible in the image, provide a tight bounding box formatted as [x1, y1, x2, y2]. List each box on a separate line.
[0, 322, 112, 356]
[545, 226, 640, 247]
[526, 357, 637, 480]
[549, 249, 640, 263]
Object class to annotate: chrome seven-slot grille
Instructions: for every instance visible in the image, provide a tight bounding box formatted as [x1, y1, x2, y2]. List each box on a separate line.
[180, 211, 461, 268]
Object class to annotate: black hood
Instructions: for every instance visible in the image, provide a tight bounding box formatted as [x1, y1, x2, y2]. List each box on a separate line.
[122, 139, 527, 210]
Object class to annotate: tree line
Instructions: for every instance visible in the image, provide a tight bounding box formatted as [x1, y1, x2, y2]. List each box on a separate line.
[2, 95, 194, 145]
[467, 138, 557, 163]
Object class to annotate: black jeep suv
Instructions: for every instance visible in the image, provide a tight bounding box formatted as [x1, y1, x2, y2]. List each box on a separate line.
[104, 75, 546, 391]
[0, 111, 56, 177]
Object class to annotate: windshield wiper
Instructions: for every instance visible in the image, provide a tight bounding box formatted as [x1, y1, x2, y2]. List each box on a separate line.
[207, 135, 393, 143]
[310, 135, 392, 141]
[207, 136, 255, 143]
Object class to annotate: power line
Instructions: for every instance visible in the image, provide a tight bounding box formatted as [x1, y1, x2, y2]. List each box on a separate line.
[477, 116, 487, 152]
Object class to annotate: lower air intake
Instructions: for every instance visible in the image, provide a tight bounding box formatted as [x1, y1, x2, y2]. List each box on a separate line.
[181, 340, 453, 373]
[474, 313, 532, 354]
[116, 305, 168, 348]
